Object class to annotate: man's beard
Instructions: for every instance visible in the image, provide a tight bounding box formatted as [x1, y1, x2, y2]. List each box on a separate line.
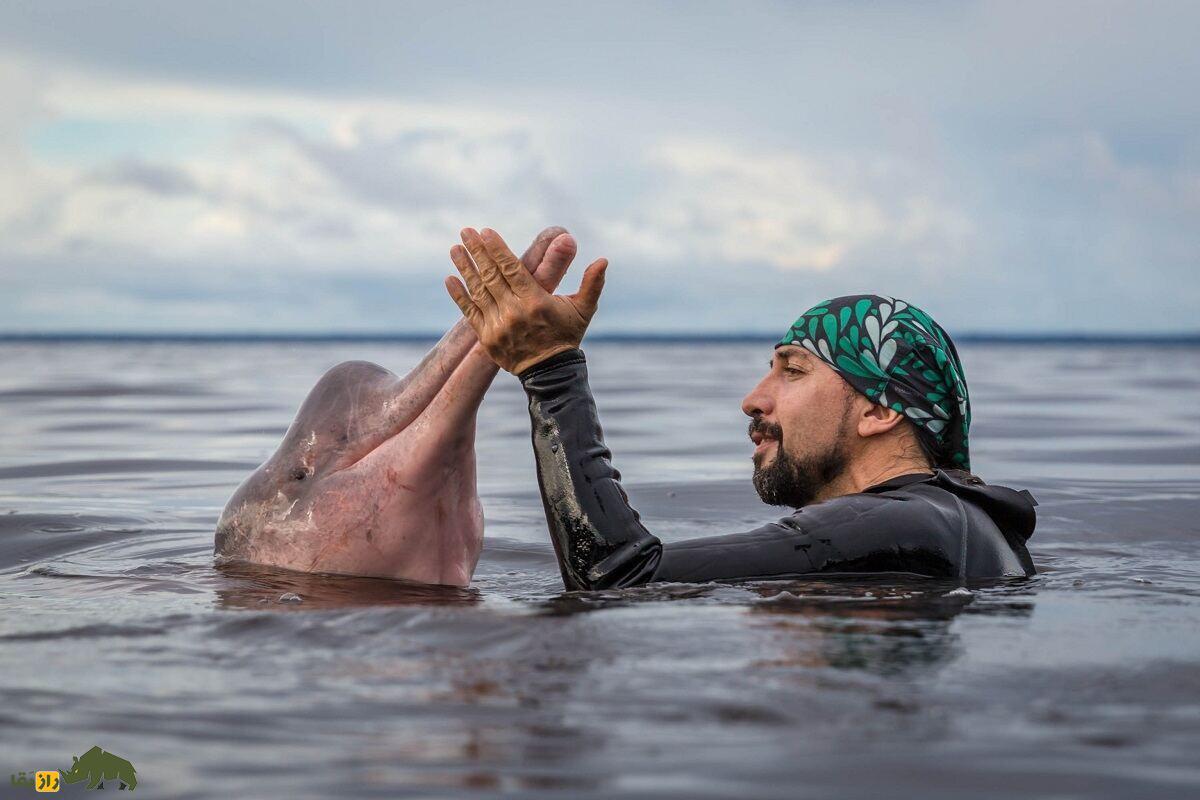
[750, 417, 850, 508]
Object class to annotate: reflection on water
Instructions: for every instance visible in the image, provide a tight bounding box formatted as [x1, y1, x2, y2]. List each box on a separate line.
[1, 341, 1198, 798]
[748, 579, 1034, 676]
[213, 562, 483, 610]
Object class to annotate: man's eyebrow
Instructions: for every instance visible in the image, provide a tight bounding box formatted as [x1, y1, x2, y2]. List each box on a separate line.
[773, 346, 812, 365]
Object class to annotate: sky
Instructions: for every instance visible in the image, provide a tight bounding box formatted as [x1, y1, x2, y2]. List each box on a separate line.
[0, 0, 1197, 334]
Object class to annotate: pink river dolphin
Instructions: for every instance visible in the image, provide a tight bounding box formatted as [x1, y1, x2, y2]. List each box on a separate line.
[214, 227, 576, 587]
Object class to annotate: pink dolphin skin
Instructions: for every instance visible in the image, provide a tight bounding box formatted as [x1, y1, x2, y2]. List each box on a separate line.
[214, 228, 576, 587]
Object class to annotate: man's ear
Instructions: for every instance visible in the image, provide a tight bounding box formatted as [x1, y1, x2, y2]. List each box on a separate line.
[856, 398, 907, 439]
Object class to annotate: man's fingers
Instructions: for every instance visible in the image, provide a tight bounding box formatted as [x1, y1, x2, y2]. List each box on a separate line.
[444, 276, 483, 326]
[531, 233, 577, 293]
[571, 258, 608, 320]
[480, 228, 539, 296]
[450, 244, 494, 308]
[461, 228, 511, 301]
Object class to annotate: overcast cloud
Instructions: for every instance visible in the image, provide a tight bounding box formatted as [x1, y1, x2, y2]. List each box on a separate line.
[1, 1, 1197, 333]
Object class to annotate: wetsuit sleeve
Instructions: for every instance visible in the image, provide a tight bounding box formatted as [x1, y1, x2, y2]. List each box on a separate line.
[519, 350, 961, 590]
[654, 493, 959, 582]
[519, 348, 664, 590]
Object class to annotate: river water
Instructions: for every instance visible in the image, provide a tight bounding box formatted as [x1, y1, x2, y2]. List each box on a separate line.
[2, 340, 1198, 798]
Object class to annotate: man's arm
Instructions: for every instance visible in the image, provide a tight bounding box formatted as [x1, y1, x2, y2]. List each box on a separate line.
[519, 348, 662, 589]
[519, 349, 963, 590]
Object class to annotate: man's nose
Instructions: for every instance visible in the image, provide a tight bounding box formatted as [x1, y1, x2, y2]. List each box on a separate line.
[741, 373, 773, 418]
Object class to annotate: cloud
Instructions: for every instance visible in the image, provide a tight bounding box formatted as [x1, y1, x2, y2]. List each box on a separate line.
[602, 140, 974, 274]
[1, 58, 975, 288]
[1011, 132, 1200, 220]
[0, 1, 1198, 333]
[0, 64, 568, 275]
[85, 160, 200, 197]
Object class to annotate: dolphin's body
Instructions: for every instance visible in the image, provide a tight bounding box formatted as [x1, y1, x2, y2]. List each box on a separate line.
[215, 228, 574, 587]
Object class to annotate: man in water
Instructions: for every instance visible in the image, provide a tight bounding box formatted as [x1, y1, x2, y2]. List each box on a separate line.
[446, 228, 1036, 590]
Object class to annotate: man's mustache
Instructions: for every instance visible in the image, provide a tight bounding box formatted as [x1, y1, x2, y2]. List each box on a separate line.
[748, 416, 784, 442]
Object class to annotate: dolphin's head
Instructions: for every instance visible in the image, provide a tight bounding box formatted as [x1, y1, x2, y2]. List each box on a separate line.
[215, 359, 413, 563]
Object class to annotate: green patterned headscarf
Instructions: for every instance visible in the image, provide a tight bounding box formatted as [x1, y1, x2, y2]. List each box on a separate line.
[776, 295, 971, 469]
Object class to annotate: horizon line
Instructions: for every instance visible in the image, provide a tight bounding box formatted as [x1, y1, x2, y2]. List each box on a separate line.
[1, 331, 1199, 345]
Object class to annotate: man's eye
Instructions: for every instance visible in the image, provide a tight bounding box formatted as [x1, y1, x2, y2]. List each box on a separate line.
[784, 366, 805, 376]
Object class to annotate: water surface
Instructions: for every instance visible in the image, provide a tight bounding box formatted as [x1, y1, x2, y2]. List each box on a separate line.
[2, 341, 1199, 798]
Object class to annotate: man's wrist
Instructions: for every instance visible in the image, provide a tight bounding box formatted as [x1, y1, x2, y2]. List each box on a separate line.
[516, 347, 586, 382]
[511, 345, 582, 377]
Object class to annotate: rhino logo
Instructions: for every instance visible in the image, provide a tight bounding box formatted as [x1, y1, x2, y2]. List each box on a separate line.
[60, 746, 137, 791]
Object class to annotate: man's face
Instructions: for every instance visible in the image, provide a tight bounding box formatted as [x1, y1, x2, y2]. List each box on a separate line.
[741, 345, 857, 507]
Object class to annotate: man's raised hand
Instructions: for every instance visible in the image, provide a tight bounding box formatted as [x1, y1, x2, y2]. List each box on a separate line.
[445, 227, 608, 375]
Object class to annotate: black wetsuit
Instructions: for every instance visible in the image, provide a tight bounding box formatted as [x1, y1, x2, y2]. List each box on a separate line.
[519, 348, 1037, 591]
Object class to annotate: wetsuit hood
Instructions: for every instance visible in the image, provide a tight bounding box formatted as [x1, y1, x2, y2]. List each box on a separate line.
[865, 469, 1037, 544]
